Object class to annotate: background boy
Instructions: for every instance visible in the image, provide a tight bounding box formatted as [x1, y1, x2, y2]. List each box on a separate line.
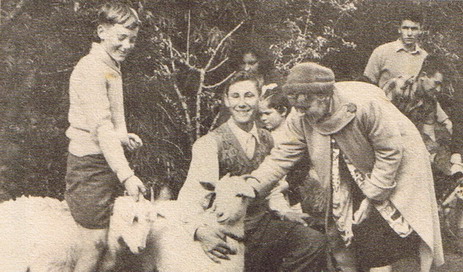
[364, 10, 427, 89]
[64, 3, 145, 271]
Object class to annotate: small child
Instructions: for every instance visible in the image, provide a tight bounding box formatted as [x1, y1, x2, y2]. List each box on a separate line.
[259, 88, 311, 225]
[64, 3, 145, 271]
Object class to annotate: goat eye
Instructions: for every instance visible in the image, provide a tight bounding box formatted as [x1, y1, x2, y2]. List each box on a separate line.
[133, 216, 139, 223]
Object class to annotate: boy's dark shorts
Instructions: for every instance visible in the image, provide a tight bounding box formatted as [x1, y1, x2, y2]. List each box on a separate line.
[64, 153, 124, 229]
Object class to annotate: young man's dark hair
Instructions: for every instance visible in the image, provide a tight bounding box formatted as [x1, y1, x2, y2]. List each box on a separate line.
[224, 70, 261, 96]
[419, 55, 450, 79]
[399, 8, 424, 25]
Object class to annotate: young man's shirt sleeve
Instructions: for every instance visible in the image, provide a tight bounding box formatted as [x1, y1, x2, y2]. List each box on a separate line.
[363, 47, 382, 85]
[71, 63, 133, 182]
[177, 135, 219, 238]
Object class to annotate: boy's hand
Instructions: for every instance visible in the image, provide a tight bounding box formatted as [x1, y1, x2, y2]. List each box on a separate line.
[124, 175, 146, 201]
[126, 133, 143, 151]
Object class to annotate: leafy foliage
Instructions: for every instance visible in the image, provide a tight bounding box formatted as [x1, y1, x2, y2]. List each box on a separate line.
[1, 0, 463, 199]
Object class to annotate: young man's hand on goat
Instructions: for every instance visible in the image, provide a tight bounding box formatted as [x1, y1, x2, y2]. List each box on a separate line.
[195, 225, 237, 263]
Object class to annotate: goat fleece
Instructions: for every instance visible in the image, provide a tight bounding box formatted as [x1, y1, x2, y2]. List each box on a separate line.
[0, 196, 154, 272]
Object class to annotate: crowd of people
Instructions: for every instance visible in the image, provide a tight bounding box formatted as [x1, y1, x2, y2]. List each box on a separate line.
[63, 2, 463, 272]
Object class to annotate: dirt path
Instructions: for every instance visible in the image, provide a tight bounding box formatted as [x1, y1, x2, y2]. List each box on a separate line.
[394, 253, 462, 271]
[394, 237, 463, 272]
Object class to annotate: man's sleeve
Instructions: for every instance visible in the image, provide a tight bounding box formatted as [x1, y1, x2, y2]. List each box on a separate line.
[360, 99, 404, 201]
[71, 64, 133, 182]
[250, 114, 308, 197]
[177, 136, 219, 238]
[363, 47, 382, 86]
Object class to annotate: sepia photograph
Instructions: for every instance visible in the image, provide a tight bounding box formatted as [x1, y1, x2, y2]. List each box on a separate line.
[1, 0, 463, 271]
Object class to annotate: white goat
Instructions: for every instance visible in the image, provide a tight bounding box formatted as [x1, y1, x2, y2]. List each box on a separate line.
[0, 195, 154, 272]
[141, 174, 254, 272]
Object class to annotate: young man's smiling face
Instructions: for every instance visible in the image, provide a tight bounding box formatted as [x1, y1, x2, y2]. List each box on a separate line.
[225, 80, 259, 129]
[399, 19, 421, 47]
[98, 23, 139, 63]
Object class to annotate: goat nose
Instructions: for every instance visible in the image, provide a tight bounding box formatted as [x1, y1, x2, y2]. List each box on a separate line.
[138, 245, 145, 252]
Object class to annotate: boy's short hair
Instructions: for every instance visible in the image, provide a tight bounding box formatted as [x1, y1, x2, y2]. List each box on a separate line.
[261, 87, 290, 117]
[224, 71, 261, 96]
[419, 55, 449, 78]
[98, 2, 141, 30]
[399, 8, 423, 25]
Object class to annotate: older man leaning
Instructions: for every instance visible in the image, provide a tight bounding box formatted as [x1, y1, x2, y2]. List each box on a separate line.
[215, 63, 443, 272]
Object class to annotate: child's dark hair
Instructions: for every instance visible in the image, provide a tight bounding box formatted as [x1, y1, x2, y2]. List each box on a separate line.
[224, 71, 260, 96]
[261, 87, 290, 117]
[98, 2, 141, 30]
[231, 44, 275, 76]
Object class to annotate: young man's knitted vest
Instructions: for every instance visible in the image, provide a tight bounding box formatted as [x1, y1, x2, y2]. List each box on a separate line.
[210, 123, 273, 179]
[210, 122, 273, 227]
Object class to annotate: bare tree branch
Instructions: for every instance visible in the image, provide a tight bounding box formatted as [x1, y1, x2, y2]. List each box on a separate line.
[164, 37, 195, 144]
[204, 71, 235, 89]
[207, 57, 229, 73]
[156, 102, 179, 129]
[186, 10, 191, 64]
[0, 0, 31, 29]
[195, 70, 206, 139]
[208, 112, 221, 133]
[204, 21, 244, 70]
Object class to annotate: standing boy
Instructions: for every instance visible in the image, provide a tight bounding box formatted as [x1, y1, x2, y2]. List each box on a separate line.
[177, 71, 326, 271]
[64, 3, 145, 271]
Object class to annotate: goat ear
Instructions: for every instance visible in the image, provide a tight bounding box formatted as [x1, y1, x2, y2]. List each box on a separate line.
[200, 181, 216, 191]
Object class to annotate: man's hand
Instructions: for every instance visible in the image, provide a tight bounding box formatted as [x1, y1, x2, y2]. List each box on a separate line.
[124, 175, 146, 201]
[278, 211, 312, 226]
[195, 225, 236, 263]
[353, 198, 371, 225]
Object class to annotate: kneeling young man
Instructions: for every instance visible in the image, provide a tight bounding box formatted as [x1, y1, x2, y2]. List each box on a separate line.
[177, 71, 326, 271]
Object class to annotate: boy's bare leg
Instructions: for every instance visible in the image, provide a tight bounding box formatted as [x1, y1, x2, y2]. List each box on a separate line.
[333, 247, 357, 272]
[74, 226, 108, 272]
[419, 240, 432, 272]
[369, 266, 392, 272]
